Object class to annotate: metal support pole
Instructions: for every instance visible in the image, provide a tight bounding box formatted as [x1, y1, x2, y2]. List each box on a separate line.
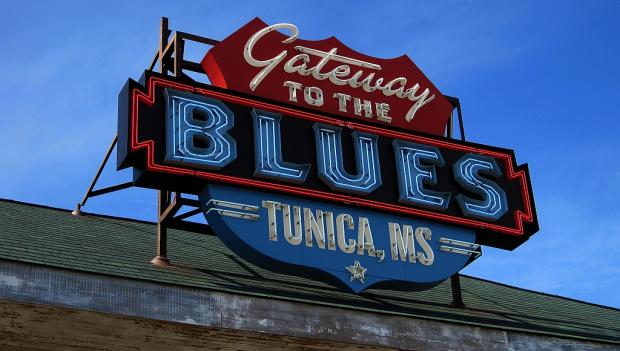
[174, 33, 185, 78]
[149, 17, 175, 267]
[445, 96, 468, 307]
[445, 96, 466, 141]
[450, 274, 465, 308]
[72, 135, 118, 215]
[158, 17, 170, 75]
[151, 190, 173, 267]
[447, 111, 454, 139]
[455, 102, 466, 141]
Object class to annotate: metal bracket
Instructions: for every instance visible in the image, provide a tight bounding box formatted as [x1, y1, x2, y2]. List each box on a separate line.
[151, 191, 215, 267]
[445, 96, 466, 142]
[147, 17, 219, 81]
[450, 274, 466, 308]
[72, 135, 134, 216]
[73, 17, 221, 266]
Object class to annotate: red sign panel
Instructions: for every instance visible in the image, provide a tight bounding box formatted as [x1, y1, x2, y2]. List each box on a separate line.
[202, 18, 453, 136]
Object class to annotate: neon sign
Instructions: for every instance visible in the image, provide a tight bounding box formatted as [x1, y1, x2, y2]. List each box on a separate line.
[118, 19, 538, 292]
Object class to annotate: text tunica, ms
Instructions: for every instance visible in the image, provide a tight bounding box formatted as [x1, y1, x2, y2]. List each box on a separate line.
[263, 200, 435, 266]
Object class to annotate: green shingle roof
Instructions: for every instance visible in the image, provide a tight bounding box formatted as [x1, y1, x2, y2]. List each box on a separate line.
[0, 198, 618, 344]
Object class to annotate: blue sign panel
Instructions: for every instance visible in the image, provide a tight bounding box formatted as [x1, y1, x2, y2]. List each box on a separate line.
[200, 183, 480, 293]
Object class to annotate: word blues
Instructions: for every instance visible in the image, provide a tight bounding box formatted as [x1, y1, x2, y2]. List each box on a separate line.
[163, 88, 508, 221]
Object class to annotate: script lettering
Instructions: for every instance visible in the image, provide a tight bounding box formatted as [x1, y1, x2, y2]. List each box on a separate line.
[243, 23, 436, 122]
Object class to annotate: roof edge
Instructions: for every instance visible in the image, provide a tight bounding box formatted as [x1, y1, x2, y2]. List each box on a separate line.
[0, 196, 617, 313]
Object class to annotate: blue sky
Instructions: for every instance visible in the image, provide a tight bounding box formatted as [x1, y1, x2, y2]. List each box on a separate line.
[1, 1, 619, 307]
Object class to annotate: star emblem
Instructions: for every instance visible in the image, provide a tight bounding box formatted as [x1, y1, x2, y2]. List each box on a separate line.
[346, 260, 367, 284]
